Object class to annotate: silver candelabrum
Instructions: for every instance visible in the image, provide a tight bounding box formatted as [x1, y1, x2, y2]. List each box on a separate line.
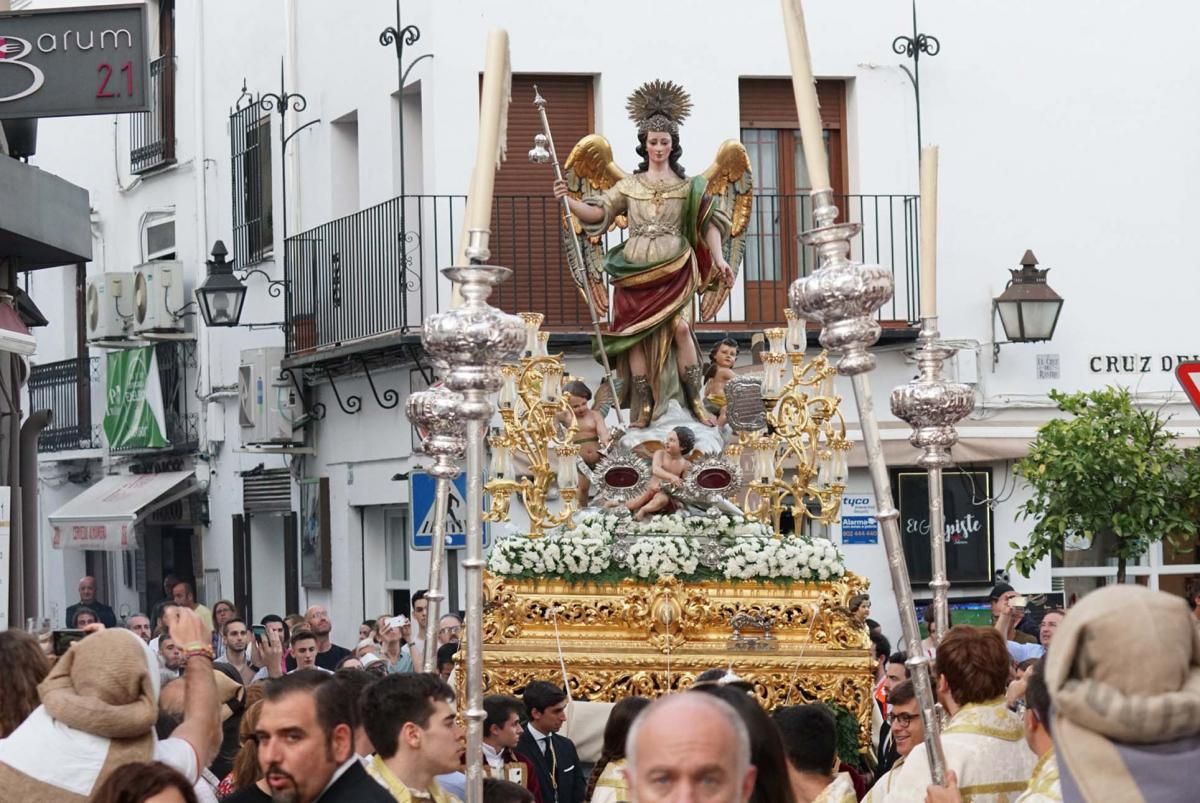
[404, 384, 467, 673]
[890, 319, 975, 646]
[790, 189, 947, 785]
[422, 264, 525, 803]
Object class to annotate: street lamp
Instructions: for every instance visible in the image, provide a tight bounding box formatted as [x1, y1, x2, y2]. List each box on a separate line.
[195, 241, 247, 328]
[992, 249, 1064, 367]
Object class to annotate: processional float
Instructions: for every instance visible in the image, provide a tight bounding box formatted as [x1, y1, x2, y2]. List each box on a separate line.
[405, 3, 976, 793]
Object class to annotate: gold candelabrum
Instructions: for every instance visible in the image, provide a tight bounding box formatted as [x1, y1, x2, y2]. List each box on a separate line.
[484, 313, 580, 538]
[738, 310, 851, 533]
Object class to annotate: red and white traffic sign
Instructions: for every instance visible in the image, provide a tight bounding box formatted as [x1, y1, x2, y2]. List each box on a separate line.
[1176, 361, 1200, 413]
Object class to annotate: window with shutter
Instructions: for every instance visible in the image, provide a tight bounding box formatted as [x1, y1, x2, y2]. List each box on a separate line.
[738, 78, 847, 325]
[487, 74, 594, 329]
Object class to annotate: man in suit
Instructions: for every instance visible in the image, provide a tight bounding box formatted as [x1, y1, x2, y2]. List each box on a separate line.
[517, 681, 586, 803]
[254, 670, 393, 802]
[876, 652, 910, 776]
[65, 575, 117, 628]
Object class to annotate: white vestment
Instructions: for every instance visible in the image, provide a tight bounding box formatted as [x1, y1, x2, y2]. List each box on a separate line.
[1015, 751, 1061, 803]
[883, 699, 1036, 802]
[812, 772, 857, 803]
[863, 757, 905, 803]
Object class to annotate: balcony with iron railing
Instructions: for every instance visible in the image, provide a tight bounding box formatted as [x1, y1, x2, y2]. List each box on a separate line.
[282, 192, 919, 361]
[28, 356, 100, 453]
[130, 55, 177, 174]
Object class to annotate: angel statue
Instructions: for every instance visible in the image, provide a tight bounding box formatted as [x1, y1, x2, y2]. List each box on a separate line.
[553, 80, 752, 445]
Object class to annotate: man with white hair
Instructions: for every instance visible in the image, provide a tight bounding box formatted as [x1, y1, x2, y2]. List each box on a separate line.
[625, 692, 756, 803]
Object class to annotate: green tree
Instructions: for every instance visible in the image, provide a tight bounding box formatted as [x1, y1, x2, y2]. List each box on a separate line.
[1010, 387, 1199, 583]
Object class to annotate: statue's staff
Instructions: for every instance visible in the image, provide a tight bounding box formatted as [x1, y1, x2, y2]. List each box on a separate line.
[529, 87, 625, 427]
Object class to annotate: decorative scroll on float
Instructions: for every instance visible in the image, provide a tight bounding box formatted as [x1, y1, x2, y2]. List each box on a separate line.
[481, 573, 875, 748]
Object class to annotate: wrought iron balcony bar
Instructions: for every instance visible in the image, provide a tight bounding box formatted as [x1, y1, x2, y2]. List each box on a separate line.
[28, 356, 99, 453]
[283, 192, 919, 359]
[130, 55, 177, 174]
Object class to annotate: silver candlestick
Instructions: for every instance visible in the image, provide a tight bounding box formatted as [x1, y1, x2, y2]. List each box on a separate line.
[790, 190, 947, 785]
[890, 319, 974, 645]
[405, 384, 467, 673]
[422, 265, 525, 803]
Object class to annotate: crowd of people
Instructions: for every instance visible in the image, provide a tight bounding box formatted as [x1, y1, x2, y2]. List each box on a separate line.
[0, 576, 1197, 802]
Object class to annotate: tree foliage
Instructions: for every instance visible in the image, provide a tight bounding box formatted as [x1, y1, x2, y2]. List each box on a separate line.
[1010, 387, 1200, 582]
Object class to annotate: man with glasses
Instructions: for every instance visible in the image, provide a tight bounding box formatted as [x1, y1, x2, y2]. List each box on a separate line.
[864, 680, 924, 801]
[436, 614, 462, 646]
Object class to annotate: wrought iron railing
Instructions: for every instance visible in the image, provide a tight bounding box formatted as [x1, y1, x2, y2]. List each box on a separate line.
[283, 192, 919, 358]
[28, 357, 99, 452]
[130, 55, 176, 174]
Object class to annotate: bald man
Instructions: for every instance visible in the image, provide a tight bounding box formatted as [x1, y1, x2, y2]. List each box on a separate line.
[66, 576, 117, 628]
[625, 693, 756, 803]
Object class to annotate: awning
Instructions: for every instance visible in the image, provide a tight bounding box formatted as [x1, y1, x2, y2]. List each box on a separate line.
[50, 470, 198, 551]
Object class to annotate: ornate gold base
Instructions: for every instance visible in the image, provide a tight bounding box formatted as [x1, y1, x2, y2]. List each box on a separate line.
[483, 572, 875, 750]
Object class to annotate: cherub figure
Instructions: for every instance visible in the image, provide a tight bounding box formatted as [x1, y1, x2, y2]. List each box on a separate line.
[702, 338, 739, 427]
[624, 426, 695, 521]
[558, 380, 612, 502]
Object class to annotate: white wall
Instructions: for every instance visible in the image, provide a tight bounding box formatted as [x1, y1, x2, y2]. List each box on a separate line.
[23, 0, 1200, 640]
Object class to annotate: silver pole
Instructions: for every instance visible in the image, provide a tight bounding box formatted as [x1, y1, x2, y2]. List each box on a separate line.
[462, 413, 486, 803]
[792, 188, 946, 785]
[424, 476, 451, 672]
[890, 315, 974, 647]
[405, 386, 466, 674]
[424, 265, 524, 803]
[849, 371, 946, 781]
[530, 86, 624, 427]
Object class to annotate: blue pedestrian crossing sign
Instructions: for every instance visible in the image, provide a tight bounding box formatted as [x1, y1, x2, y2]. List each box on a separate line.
[409, 471, 489, 551]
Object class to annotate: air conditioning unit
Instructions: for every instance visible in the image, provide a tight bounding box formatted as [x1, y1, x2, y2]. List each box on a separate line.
[86, 272, 136, 342]
[134, 261, 186, 333]
[238, 347, 301, 446]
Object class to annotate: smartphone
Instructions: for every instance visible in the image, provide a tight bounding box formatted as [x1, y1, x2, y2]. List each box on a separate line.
[386, 615, 408, 630]
[1010, 595, 1028, 609]
[251, 624, 268, 643]
[52, 629, 86, 655]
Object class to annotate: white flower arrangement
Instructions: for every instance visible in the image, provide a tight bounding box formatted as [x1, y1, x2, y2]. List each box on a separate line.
[722, 535, 846, 582]
[621, 536, 700, 578]
[486, 510, 846, 584]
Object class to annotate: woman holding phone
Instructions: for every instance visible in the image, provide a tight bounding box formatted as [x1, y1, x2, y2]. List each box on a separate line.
[379, 614, 413, 674]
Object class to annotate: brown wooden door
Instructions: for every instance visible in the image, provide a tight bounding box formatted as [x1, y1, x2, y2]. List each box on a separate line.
[488, 74, 594, 330]
[738, 79, 847, 326]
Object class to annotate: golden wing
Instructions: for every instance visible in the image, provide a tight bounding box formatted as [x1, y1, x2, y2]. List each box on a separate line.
[563, 135, 628, 317]
[699, 140, 754, 321]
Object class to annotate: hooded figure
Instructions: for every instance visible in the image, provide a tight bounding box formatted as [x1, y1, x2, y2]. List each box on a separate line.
[1046, 585, 1200, 803]
[0, 628, 197, 801]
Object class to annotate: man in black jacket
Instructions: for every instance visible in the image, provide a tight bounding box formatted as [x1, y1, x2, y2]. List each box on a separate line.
[65, 575, 117, 628]
[517, 681, 585, 803]
[253, 670, 392, 802]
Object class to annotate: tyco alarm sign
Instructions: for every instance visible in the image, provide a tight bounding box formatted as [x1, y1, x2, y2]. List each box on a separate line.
[839, 494, 878, 545]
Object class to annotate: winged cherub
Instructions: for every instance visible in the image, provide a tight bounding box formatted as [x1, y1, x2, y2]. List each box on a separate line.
[553, 80, 753, 431]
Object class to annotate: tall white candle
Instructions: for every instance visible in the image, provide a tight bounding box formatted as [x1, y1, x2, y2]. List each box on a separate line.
[780, 0, 831, 191]
[919, 145, 939, 319]
[466, 29, 511, 236]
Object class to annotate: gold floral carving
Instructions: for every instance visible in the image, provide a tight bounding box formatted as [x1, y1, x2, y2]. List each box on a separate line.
[482, 572, 876, 750]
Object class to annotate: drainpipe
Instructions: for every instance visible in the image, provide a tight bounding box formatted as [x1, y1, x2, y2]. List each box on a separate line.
[20, 409, 51, 620]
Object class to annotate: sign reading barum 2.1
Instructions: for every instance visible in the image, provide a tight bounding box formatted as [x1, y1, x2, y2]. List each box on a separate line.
[0, 3, 147, 119]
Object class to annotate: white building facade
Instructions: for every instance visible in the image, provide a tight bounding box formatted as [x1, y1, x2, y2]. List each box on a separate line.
[20, 0, 1200, 645]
